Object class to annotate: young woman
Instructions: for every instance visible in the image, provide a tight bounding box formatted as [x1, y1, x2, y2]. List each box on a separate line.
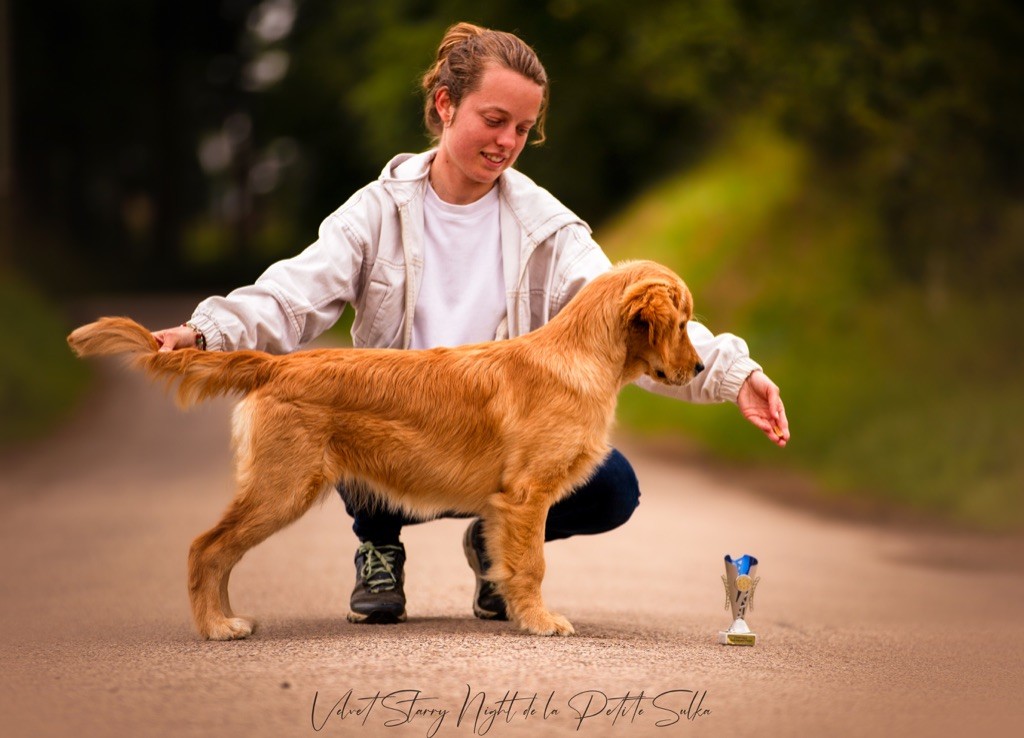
[154, 22, 790, 625]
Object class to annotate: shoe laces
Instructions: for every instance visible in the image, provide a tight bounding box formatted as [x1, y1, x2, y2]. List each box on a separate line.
[358, 542, 403, 592]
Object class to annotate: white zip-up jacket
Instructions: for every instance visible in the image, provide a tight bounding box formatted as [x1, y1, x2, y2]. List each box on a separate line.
[189, 150, 761, 404]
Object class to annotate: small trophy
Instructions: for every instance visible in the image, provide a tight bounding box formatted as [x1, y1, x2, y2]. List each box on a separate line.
[718, 554, 760, 646]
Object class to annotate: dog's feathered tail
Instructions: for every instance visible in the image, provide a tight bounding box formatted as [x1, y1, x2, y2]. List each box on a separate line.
[68, 317, 278, 407]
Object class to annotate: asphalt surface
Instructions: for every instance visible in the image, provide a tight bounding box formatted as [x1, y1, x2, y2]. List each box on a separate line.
[1, 297, 1022, 738]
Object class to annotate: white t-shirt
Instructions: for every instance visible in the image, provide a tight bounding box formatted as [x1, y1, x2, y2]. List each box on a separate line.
[411, 183, 506, 349]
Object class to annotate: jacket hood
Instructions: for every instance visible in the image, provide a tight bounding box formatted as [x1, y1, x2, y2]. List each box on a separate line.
[378, 150, 590, 245]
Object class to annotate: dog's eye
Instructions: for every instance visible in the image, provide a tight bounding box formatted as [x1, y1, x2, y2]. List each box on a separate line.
[679, 321, 687, 332]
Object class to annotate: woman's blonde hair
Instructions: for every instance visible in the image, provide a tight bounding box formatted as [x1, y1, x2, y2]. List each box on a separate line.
[421, 22, 549, 145]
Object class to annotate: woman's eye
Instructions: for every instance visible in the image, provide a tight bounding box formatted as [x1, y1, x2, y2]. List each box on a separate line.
[484, 118, 501, 127]
[517, 127, 530, 136]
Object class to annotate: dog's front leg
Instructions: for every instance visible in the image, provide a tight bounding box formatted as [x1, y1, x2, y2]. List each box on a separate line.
[485, 491, 574, 637]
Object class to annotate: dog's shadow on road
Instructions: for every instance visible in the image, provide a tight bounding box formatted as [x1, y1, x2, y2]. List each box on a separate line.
[250, 615, 546, 643]
[244, 615, 697, 645]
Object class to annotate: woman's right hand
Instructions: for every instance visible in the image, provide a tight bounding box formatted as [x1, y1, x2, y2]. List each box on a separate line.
[153, 325, 201, 352]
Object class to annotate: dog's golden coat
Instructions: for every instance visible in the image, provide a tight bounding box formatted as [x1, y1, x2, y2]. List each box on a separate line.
[68, 260, 702, 639]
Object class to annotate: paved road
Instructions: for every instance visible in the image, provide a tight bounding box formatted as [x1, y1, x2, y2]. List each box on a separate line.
[1, 298, 1022, 738]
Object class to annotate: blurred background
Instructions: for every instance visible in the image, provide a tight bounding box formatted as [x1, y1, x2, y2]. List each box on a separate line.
[2, 0, 1022, 530]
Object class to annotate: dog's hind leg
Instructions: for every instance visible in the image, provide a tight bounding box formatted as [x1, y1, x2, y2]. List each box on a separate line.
[188, 467, 331, 640]
[485, 489, 575, 637]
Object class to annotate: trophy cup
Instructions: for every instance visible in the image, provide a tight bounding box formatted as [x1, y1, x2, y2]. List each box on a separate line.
[718, 554, 760, 646]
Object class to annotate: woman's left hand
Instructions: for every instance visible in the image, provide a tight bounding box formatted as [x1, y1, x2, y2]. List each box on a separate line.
[737, 370, 790, 447]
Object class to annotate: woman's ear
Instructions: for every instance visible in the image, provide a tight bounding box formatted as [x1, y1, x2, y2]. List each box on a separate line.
[621, 279, 680, 344]
[435, 86, 454, 126]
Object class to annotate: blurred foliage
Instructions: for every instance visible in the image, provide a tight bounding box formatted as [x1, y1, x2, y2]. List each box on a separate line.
[9, 0, 1023, 294]
[605, 124, 1024, 530]
[0, 273, 90, 443]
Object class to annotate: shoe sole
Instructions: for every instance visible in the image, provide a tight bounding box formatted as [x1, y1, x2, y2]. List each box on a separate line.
[346, 609, 407, 625]
[463, 523, 508, 621]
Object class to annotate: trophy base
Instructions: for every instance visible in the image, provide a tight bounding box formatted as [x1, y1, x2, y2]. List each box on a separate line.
[718, 630, 757, 646]
[719, 618, 756, 646]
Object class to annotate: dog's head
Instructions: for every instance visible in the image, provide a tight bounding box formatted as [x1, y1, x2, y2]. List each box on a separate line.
[619, 262, 704, 386]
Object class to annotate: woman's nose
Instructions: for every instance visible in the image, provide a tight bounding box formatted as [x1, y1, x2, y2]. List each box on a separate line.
[496, 125, 516, 149]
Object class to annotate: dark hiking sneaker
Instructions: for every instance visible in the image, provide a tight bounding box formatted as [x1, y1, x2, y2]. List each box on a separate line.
[463, 519, 508, 621]
[347, 541, 407, 624]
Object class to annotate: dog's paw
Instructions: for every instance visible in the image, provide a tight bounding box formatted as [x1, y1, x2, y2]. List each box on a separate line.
[518, 609, 575, 637]
[204, 616, 255, 641]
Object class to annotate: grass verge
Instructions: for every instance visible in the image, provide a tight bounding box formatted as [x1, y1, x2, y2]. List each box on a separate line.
[0, 274, 91, 445]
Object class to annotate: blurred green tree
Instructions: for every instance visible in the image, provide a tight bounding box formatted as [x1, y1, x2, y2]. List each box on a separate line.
[624, 0, 1024, 289]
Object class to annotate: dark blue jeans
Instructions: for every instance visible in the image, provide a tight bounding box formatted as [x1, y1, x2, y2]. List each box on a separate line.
[337, 449, 641, 544]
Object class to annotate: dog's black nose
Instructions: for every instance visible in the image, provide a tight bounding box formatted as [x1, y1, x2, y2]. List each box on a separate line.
[694, 362, 705, 375]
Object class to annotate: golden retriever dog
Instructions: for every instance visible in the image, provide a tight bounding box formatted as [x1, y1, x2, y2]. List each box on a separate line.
[67, 260, 703, 640]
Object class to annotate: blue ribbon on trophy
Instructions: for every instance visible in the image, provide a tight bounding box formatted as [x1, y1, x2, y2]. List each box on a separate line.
[719, 554, 760, 646]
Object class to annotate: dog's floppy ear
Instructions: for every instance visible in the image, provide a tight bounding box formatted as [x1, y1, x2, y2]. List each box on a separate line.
[621, 278, 680, 344]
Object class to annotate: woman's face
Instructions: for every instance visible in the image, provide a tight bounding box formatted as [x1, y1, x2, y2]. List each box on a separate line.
[430, 64, 545, 204]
